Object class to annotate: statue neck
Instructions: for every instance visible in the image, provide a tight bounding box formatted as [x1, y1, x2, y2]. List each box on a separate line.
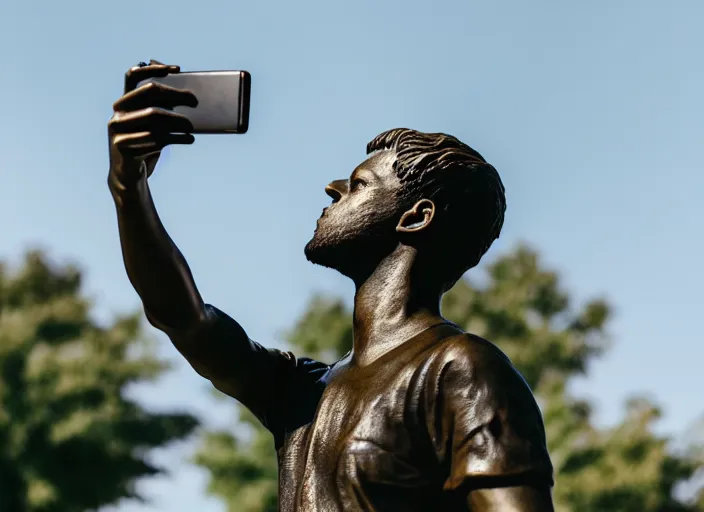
[350, 244, 444, 366]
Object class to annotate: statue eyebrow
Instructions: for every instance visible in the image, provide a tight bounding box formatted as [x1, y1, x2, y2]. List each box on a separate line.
[350, 168, 377, 181]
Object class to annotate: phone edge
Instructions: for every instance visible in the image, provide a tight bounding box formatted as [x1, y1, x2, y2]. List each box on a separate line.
[238, 71, 251, 134]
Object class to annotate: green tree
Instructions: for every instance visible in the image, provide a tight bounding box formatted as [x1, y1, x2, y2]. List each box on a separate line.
[195, 244, 704, 511]
[0, 250, 199, 512]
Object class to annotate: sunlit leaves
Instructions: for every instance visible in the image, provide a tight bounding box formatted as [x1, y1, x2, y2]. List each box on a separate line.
[0, 250, 199, 511]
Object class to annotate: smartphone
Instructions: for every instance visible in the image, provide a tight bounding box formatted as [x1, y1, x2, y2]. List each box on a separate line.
[139, 70, 251, 134]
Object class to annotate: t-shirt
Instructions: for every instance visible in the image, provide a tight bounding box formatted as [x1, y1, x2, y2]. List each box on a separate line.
[172, 305, 553, 511]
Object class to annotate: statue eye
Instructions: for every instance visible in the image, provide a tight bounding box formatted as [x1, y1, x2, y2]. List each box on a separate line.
[351, 179, 367, 191]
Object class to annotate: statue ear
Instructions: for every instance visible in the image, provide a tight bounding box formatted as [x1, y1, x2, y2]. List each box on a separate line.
[396, 199, 436, 233]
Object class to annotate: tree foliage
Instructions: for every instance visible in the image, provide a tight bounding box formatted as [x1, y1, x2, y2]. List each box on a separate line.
[0, 250, 199, 512]
[195, 244, 704, 511]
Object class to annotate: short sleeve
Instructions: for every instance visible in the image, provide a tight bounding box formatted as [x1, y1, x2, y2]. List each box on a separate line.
[423, 339, 553, 492]
[160, 304, 329, 443]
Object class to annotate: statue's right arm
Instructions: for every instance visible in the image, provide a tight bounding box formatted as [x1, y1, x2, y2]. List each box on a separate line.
[110, 173, 287, 404]
[109, 168, 205, 333]
[107, 62, 300, 417]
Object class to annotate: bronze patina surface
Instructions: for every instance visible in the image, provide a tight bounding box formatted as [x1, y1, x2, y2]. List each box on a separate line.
[107, 60, 554, 511]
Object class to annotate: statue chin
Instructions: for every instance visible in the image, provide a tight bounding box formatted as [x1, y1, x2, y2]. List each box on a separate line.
[304, 232, 365, 277]
[305, 220, 396, 277]
[304, 237, 342, 270]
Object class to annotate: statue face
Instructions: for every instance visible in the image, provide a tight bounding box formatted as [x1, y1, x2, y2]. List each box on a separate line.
[304, 150, 404, 277]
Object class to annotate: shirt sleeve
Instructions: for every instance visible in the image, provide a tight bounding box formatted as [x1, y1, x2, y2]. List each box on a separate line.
[423, 339, 554, 492]
[159, 304, 329, 442]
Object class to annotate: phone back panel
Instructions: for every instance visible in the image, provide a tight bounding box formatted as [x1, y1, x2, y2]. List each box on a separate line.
[144, 71, 250, 134]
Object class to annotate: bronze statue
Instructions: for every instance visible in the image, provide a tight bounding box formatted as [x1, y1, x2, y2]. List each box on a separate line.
[108, 61, 555, 511]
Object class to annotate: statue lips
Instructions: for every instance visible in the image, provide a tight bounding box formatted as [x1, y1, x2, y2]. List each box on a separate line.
[314, 208, 328, 233]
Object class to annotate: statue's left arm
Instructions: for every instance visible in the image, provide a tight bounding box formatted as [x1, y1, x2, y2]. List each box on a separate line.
[425, 338, 555, 511]
[464, 485, 554, 511]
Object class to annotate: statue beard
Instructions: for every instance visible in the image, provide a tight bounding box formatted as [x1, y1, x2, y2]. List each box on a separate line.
[304, 210, 397, 279]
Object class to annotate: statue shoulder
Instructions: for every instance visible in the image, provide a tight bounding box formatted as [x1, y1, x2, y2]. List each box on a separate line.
[427, 328, 535, 399]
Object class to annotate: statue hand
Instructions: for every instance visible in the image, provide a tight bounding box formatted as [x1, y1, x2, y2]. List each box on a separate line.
[108, 60, 197, 185]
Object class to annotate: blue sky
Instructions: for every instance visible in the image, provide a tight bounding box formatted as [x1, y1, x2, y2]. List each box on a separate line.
[2, 1, 703, 510]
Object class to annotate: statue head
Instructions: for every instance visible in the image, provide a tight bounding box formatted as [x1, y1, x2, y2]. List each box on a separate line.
[304, 128, 506, 291]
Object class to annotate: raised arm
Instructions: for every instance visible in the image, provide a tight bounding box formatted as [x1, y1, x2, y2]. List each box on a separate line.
[108, 61, 205, 332]
[106, 62, 322, 427]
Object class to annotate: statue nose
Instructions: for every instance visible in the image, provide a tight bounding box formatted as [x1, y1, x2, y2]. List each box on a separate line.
[325, 180, 348, 203]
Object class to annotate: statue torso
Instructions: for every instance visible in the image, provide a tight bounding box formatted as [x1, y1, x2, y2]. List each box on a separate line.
[274, 322, 551, 511]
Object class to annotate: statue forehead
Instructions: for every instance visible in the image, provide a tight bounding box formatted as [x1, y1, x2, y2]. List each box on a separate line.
[354, 149, 397, 178]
